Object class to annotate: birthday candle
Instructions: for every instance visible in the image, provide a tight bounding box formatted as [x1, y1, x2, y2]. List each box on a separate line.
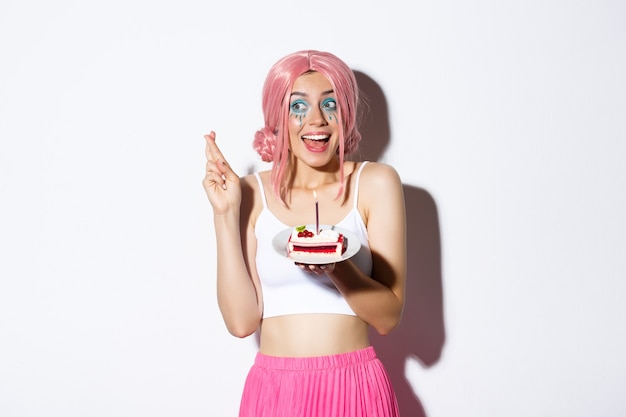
[313, 190, 319, 235]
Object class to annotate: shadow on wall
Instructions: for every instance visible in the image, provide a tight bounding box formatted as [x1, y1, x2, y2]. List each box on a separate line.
[354, 71, 446, 417]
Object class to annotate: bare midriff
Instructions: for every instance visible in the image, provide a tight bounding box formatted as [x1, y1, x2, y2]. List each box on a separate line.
[258, 314, 370, 357]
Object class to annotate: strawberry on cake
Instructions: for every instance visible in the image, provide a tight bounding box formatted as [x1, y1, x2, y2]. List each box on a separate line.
[287, 225, 346, 260]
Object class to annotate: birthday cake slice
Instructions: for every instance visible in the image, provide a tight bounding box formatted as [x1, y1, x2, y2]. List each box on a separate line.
[287, 225, 346, 259]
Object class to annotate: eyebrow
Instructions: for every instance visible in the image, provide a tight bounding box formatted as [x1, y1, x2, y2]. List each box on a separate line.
[290, 89, 335, 98]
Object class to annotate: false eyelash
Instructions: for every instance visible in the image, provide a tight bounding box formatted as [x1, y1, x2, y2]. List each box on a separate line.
[321, 98, 337, 110]
[290, 99, 310, 115]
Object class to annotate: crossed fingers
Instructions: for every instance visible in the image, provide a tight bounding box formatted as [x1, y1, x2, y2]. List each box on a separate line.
[204, 131, 229, 190]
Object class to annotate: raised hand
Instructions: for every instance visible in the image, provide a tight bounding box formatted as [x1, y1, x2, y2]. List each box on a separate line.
[202, 131, 241, 215]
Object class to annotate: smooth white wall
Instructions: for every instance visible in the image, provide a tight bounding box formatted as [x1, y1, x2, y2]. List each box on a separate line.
[1, 1, 624, 416]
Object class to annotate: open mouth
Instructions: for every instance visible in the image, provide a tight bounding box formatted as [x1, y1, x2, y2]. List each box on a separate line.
[302, 134, 330, 149]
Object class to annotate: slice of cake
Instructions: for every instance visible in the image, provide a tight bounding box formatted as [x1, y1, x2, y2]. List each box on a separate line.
[287, 225, 346, 260]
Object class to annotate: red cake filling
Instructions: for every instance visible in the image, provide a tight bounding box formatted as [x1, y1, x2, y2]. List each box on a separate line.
[287, 226, 346, 257]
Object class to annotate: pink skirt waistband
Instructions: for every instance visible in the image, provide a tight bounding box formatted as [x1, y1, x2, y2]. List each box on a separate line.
[253, 346, 378, 371]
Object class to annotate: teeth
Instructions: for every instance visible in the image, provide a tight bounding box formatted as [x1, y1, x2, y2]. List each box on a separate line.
[302, 135, 329, 141]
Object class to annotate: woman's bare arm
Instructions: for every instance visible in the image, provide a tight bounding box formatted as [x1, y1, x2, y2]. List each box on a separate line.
[203, 132, 262, 337]
[326, 162, 406, 335]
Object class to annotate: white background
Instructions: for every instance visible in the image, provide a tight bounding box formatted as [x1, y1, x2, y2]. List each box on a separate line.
[1, 1, 624, 416]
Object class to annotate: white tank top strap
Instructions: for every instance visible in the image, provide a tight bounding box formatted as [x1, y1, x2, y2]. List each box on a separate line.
[253, 172, 268, 209]
[353, 161, 369, 209]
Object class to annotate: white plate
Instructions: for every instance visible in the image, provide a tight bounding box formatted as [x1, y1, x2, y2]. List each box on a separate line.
[272, 224, 362, 264]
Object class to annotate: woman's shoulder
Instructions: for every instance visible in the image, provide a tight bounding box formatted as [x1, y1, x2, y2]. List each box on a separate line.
[355, 161, 403, 226]
[359, 161, 402, 187]
[240, 170, 271, 189]
[240, 170, 272, 217]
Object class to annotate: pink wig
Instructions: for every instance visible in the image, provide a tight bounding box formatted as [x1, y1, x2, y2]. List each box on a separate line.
[252, 50, 362, 204]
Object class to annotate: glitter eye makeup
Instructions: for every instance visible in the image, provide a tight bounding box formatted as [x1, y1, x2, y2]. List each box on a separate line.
[290, 99, 310, 115]
[289, 96, 338, 125]
[321, 98, 337, 112]
[321, 98, 338, 122]
[290, 99, 310, 125]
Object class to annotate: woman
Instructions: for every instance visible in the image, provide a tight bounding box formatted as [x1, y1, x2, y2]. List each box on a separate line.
[203, 50, 406, 417]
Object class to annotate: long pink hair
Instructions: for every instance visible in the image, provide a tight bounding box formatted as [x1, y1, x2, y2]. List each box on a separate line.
[252, 50, 362, 205]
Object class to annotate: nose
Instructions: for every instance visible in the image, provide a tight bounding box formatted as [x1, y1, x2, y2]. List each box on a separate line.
[307, 105, 328, 126]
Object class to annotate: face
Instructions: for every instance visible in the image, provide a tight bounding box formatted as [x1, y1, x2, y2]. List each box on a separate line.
[288, 71, 340, 167]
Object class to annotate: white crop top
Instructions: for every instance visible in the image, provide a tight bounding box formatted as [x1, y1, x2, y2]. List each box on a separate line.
[254, 161, 373, 318]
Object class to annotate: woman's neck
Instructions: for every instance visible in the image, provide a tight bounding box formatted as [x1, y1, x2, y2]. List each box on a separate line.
[287, 158, 343, 190]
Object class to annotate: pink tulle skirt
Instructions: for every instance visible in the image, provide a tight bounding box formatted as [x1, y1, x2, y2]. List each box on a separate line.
[239, 346, 399, 417]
